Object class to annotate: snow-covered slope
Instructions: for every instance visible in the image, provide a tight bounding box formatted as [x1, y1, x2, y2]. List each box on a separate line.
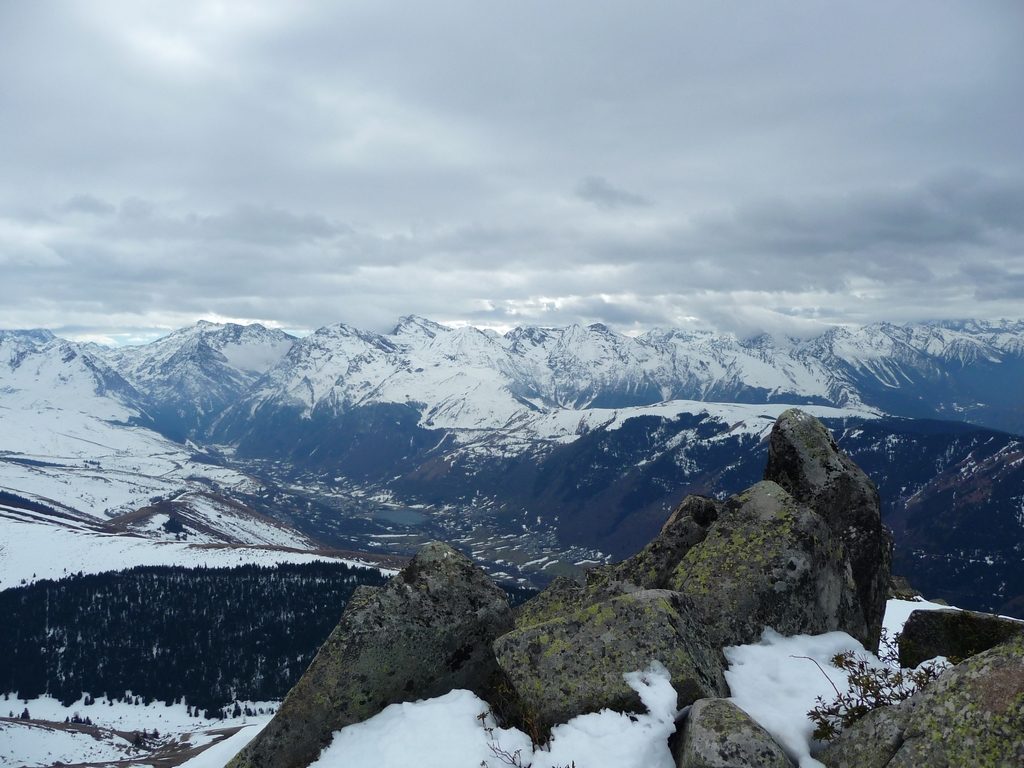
[0, 329, 331, 587]
[213, 316, 1024, 456]
[93, 321, 295, 439]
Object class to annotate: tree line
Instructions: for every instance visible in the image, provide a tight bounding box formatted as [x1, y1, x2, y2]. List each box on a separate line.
[0, 562, 390, 714]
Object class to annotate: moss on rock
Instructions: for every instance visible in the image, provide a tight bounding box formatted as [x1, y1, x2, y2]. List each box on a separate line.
[898, 607, 1024, 668]
[669, 481, 866, 648]
[226, 542, 512, 768]
[676, 698, 794, 768]
[821, 634, 1024, 768]
[494, 589, 727, 734]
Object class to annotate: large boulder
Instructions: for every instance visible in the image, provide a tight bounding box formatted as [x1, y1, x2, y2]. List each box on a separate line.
[820, 633, 1024, 767]
[764, 408, 892, 651]
[898, 607, 1024, 668]
[494, 589, 727, 733]
[669, 480, 867, 648]
[512, 495, 720, 631]
[610, 495, 722, 591]
[513, 575, 587, 630]
[674, 698, 794, 768]
[227, 542, 513, 768]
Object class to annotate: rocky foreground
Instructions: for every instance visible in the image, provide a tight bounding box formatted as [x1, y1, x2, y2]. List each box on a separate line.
[227, 409, 1024, 768]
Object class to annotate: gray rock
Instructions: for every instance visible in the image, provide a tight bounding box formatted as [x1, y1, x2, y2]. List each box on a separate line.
[886, 575, 919, 601]
[764, 408, 892, 651]
[609, 495, 722, 591]
[820, 633, 1024, 767]
[494, 589, 727, 733]
[816, 701, 914, 768]
[227, 542, 513, 768]
[675, 698, 794, 768]
[898, 607, 1024, 668]
[669, 480, 866, 648]
[514, 496, 722, 631]
[513, 575, 587, 630]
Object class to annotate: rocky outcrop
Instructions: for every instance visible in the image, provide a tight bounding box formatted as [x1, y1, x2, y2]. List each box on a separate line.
[227, 542, 513, 768]
[512, 494, 721, 631]
[610, 495, 722, 591]
[499, 411, 878, 728]
[670, 481, 866, 648]
[765, 408, 892, 651]
[495, 589, 727, 732]
[820, 633, 1024, 767]
[227, 409, 907, 766]
[674, 698, 794, 768]
[897, 607, 1024, 668]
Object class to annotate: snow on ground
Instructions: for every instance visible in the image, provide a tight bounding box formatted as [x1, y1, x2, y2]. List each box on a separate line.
[0, 694, 277, 768]
[0, 719, 145, 767]
[309, 663, 677, 768]
[3, 694, 264, 734]
[448, 399, 880, 458]
[177, 722, 270, 768]
[724, 598, 959, 768]
[882, 597, 958, 636]
[725, 629, 868, 768]
[0, 517, 382, 591]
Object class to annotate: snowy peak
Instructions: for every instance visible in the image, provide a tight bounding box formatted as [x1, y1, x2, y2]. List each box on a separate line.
[92, 322, 296, 439]
[210, 315, 1024, 447]
[0, 330, 142, 414]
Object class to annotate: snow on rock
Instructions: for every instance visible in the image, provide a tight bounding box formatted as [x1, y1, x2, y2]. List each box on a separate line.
[723, 598, 961, 768]
[309, 663, 678, 768]
[882, 598, 957, 637]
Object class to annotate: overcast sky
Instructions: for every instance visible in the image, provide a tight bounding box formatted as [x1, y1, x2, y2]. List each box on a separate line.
[1, 1, 1022, 344]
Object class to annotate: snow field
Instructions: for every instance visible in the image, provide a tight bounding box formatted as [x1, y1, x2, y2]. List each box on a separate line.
[0, 517, 383, 591]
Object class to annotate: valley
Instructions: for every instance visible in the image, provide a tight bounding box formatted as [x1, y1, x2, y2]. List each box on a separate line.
[2, 318, 1023, 609]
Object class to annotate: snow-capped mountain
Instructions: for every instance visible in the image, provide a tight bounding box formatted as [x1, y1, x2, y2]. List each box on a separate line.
[0, 329, 330, 589]
[92, 321, 295, 440]
[210, 316, 1024, 458]
[3, 317, 1024, 609]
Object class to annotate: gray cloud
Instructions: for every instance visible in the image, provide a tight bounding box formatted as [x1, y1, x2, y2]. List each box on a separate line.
[60, 194, 116, 217]
[0, 1, 1022, 342]
[575, 177, 651, 210]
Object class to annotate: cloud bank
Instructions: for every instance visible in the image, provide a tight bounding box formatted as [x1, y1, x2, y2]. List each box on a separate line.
[0, 1, 1021, 342]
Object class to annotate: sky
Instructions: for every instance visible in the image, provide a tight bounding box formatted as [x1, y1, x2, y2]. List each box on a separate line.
[1, 1, 1022, 344]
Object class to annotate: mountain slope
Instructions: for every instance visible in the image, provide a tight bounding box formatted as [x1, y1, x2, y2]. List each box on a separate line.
[0, 329, 338, 589]
[93, 321, 295, 440]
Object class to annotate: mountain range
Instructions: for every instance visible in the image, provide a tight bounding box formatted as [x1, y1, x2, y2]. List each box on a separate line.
[2, 317, 1023, 611]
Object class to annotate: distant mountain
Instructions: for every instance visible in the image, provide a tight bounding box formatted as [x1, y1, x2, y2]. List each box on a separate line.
[0, 328, 328, 588]
[3, 317, 1024, 610]
[92, 321, 295, 440]
[209, 317, 1024, 457]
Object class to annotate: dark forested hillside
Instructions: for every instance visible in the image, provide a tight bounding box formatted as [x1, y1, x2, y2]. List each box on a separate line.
[0, 563, 390, 714]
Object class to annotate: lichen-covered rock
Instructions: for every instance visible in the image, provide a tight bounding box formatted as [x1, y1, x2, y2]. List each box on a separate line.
[886, 575, 919, 601]
[816, 700, 913, 768]
[515, 497, 721, 631]
[898, 607, 1024, 668]
[670, 480, 866, 648]
[513, 575, 587, 630]
[227, 542, 513, 768]
[820, 633, 1024, 768]
[764, 408, 892, 651]
[494, 589, 727, 732]
[610, 495, 722, 591]
[675, 698, 794, 768]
